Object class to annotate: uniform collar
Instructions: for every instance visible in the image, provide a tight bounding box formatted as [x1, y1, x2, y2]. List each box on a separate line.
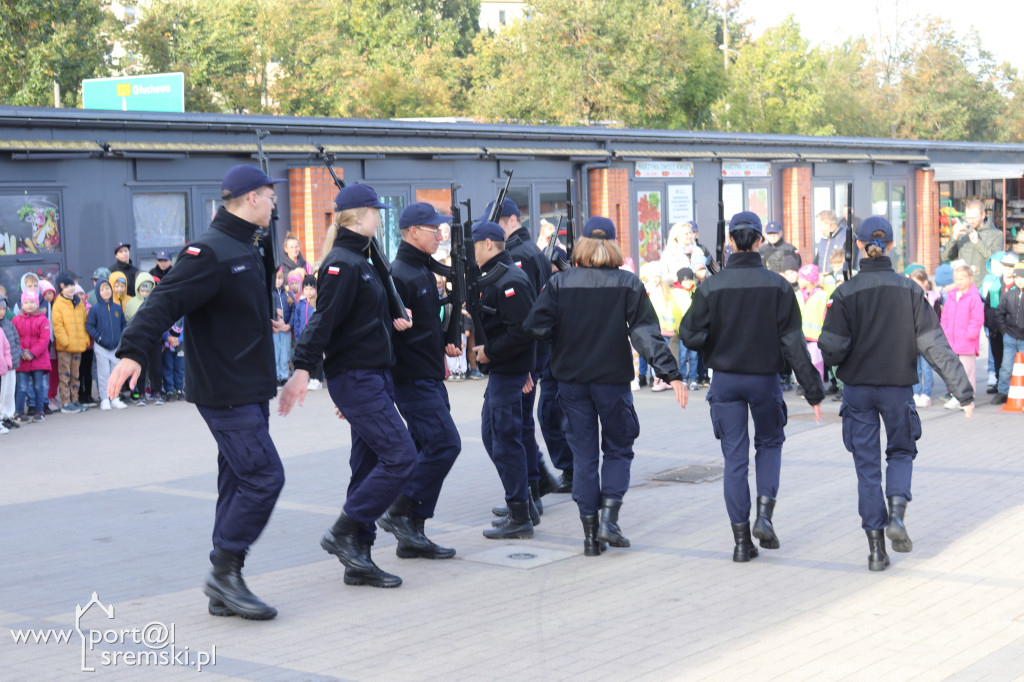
[480, 250, 513, 272]
[725, 251, 764, 268]
[858, 256, 894, 272]
[396, 240, 432, 266]
[334, 227, 373, 257]
[211, 206, 263, 245]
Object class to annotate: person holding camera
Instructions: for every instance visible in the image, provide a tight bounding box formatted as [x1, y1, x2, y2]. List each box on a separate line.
[942, 199, 1003, 279]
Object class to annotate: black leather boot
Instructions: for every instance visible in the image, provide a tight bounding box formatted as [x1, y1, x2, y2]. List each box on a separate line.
[321, 512, 378, 573]
[203, 549, 277, 620]
[597, 498, 630, 547]
[866, 529, 890, 571]
[885, 496, 913, 553]
[491, 496, 541, 525]
[342, 541, 403, 588]
[537, 459, 562, 497]
[377, 494, 426, 551]
[580, 515, 606, 556]
[394, 517, 456, 560]
[207, 598, 234, 617]
[731, 522, 759, 562]
[483, 500, 534, 539]
[553, 469, 573, 493]
[751, 496, 780, 549]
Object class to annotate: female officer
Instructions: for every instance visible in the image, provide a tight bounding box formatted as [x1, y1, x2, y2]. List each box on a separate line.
[278, 184, 417, 588]
[819, 216, 973, 572]
[525, 216, 686, 556]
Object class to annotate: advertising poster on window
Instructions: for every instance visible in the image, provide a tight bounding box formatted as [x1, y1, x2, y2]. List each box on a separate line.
[635, 162, 694, 179]
[667, 185, 694, 224]
[0, 194, 61, 255]
[722, 183, 744, 220]
[637, 190, 663, 267]
[747, 187, 769, 222]
[721, 162, 771, 178]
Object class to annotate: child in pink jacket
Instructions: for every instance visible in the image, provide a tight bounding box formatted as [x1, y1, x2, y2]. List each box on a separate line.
[940, 265, 985, 409]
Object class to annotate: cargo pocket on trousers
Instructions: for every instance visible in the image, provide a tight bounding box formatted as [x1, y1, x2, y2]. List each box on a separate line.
[709, 402, 724, 441]
[775, 395, 789, 429]
[618, 395, 641, 442]
[839, 404, 854, 453]
[907, 402, 922, 442]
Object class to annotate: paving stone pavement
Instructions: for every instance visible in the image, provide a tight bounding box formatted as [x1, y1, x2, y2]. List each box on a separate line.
[1, 368, 1022, 680]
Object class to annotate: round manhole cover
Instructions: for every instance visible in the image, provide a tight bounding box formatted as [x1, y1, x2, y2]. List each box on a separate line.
[507, 552, 537, 560]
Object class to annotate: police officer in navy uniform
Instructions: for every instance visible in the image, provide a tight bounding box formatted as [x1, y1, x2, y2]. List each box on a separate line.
[680, 212, 825, 563]
[483, 198, 569, 511]
[819, 216, 973, 571]
[759, 220, 801, 274]
[278, 184, 418, 588]
[375, 202, 463, 560]
[109, 165, 287, 620]
[470, 220, 538, 539]
[526, 217, 686, 555]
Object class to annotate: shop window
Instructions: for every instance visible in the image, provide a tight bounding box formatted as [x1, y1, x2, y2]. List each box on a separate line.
[132, 192, 188, 250]
[539, 189, 568, 248]
[377, 194, 407, 260]
[637, 190, 663, 267]
[0, 262, 61, 310]
[0, 194, 62, 257]
[505, 187, 531, 231]
[871, 181, 907, 271]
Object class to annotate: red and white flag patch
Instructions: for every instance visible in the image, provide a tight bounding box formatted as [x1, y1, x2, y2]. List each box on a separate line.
[185, 246, 201, 256]
[328, 266, 340, 275]
[504, 287, 515, 298]
[825, 298, 834, 307]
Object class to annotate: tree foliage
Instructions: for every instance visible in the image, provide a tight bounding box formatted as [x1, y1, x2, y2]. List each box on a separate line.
[1, 0, 1022, 144]
[470, 0, 725, 128]
[0, 0, 111, 107]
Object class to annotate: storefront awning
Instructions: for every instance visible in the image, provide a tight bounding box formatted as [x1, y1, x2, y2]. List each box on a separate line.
[929, 163, 1024, 181]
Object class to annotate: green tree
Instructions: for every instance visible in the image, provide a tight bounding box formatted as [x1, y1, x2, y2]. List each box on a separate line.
[265, 0, 478, 118]
[0, 0, 112, 107]
[711, 16, 836, 135]
[126, 0, 270, 113]
[469, 0, 726, 128]
[888, 20, 1006, 141]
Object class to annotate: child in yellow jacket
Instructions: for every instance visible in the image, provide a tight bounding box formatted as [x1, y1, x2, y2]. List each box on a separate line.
[51, 273, 90, 412]
[796, 264, 827, 381]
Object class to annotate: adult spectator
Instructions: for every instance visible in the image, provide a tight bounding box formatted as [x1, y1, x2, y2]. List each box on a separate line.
[150, 250, 174, 281]
[108, 164, 287, 620]
[109, 242, 141, 296]
[759, 221, 801, 274]
[662, 221, 710, 282]
[942, 199, 1003, 279]
[280, 234, 313, 275]
[816, 210, 859, 273]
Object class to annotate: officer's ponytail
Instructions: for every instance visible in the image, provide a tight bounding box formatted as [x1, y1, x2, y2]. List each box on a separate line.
[864, 230, 888, 258]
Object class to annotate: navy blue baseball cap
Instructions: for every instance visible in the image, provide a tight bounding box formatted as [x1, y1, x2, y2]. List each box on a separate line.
[764, 221, 782, 234]
[475, 198, 521, 221]
[155, 249, 173, 260]
[113, 241, 130, 254]
[582, 216, 616, 240]
[857, 216, 894, 242]
[334, 184, 393, 212]
[729, 211, 763, 235]
[221, 165, 285, 199]
[472, 221, 505, 242]
[399, 202, 451, 231]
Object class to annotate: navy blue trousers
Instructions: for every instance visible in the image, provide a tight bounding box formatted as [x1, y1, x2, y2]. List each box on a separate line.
[558, 382, 639, 516]
[520, 355, 545, 482]
[840, 384, 920, 531]
[327, 369, 418, 543]
[482, 371, 530, 502]
[196, 401, 285, 557]
[707, 371, 787, 524]
[393, 378, 462, 519]
[538, 356, 573, 473]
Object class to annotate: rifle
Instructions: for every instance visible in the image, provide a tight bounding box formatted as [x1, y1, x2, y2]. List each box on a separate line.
[563, 178, 576, 267]
[321, 153, 411, 322]
[254, 129, 279, 312]
[843, 182, 854, 282]
[488, 170, 514, 222]
[543, 215, 567, 270]
[707, 179, 726, 275]
[436, 182, 468, 348]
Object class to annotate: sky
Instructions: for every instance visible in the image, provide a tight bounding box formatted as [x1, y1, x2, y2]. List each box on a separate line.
[743, 0, 1022, 71]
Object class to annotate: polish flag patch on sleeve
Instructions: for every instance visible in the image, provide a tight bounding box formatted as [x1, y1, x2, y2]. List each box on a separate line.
[825, 298, 834, 307]
[504, 287, 516, 298]
[328, 266, 340, 275]
[185, 246, 201, 256]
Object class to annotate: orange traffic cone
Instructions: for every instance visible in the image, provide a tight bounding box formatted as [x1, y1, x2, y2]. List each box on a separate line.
[1001, 352, 1024, 413]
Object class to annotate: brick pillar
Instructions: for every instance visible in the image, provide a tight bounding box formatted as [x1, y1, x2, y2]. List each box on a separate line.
[588, 167, 631, 258]
[287, 166, 339, 267]
[781, 167, 813, 258]
[916, 169, 940, 273]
